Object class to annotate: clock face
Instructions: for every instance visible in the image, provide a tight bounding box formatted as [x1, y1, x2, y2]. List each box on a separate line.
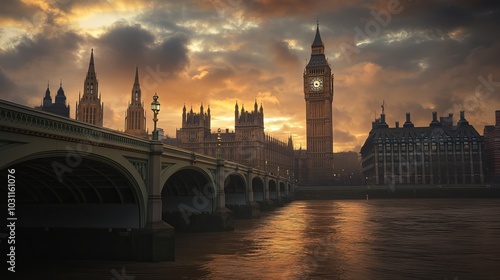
[310, 77, 323, 91]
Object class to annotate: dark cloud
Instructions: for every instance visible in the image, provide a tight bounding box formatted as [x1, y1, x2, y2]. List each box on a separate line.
[333, 129, 356, 144]
[0, 67, 20, 102]
[0, 0, 41, 23]
[0, 0, 499, 151]
[271, 40, 300, 70]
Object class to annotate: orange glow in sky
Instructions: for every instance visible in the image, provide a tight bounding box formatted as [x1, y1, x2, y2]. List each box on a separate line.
[1, 0, 499, 152]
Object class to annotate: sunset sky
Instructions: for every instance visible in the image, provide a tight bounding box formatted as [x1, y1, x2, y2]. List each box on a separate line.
[1, 0, 499, 152]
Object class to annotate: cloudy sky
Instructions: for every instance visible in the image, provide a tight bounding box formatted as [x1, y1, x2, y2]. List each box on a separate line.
[1, 0, 499, 152]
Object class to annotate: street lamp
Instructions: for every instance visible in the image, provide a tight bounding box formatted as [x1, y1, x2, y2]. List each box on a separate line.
[151, 92, 160, 140]
[217, 128, 222, 158]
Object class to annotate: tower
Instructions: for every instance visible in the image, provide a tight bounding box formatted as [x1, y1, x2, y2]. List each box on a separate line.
[234, 100, 265, 168]
[303, 22, 334, 185]
[43, 82, 52, 107]
[37, 81, 70, 117]
[76, 49, 104, 126]
[124, 67, 147, 138]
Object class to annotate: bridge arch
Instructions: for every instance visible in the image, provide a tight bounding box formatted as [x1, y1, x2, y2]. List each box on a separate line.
[161, 166, 215, 213]
[224, 172, 247, 205]
[268, 179, 277, 199]
[279, 181, 286, 197]
[3, 151, 147, 228]
[252, 176, 265, 202]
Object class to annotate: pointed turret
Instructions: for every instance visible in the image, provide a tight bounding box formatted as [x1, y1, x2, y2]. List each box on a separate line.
[235, 101, 239, 123]
[306, 22, 328, 67]
[87, 48, 95, 76]
[134, 66, 139, 85]
[312, 21, 324, 48]
[55, 80, 66, 105]
[76, 49, 103, 126]
[311, 21, 325, 55]
[131, 66, 142, 104]
[43, 82, 52, 107]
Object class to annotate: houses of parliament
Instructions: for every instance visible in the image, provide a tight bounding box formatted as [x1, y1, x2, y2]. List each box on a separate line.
[34, 24, 357, 187]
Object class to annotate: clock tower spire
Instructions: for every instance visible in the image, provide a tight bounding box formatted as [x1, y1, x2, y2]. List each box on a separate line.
[302, 22, 334, 186]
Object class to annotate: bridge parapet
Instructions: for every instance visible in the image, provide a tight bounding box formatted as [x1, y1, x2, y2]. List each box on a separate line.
[0, 99, 150, 152]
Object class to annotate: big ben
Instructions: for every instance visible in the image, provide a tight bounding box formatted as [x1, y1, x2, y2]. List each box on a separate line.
[303, 22, 334, 185]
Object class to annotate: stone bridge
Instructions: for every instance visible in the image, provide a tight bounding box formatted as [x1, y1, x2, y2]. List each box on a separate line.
[0, 99, 294, 261]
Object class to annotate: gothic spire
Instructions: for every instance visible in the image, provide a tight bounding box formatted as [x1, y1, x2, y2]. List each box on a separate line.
[87, 48, 95, 75]
[131, 66, 142, 104]
[134, 66, 139, 86]
[312, 21, 324, 48]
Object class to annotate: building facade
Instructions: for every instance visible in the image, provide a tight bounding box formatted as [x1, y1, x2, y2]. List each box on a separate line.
[298, 23, 334, 186]
[76, 49, 104, 126]
[484, 110, 500, 184]
[361, 111, 484, 185]
[124, 67, 147, 138]
[176, 101, 294, 176]
[36, 82, 70, 117]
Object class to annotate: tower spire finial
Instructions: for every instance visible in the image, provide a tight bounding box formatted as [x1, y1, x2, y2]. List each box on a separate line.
[312, 21, 324, 48]
[87, 48, 95, 74]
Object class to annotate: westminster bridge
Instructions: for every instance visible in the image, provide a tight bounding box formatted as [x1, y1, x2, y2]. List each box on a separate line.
[0, 99, 294, 261]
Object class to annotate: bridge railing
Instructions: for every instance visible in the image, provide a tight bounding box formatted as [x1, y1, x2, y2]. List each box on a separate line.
[0, 99, 151, 152]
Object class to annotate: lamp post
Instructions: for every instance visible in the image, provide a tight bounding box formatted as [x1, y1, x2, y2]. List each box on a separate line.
[217, 128, 222, 159]
[151, 92, 160, 140]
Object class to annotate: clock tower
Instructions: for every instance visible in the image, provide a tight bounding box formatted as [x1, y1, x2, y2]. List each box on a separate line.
[303, 22, 334, 185]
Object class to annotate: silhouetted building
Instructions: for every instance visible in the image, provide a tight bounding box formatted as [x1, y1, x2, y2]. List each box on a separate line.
[484, 110, 500, 184]
[176, 100, 294, 176]
[35, 81, 70, 117]
[361, 111, 484, 185]
[333, 151, 363, 185]
[298, 22, 334, 186]
[124, 67, 147, 138]
[76, 49, 104, 126]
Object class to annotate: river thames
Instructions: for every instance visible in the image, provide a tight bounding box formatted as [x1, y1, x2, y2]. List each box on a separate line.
[18, 199, 500, 279]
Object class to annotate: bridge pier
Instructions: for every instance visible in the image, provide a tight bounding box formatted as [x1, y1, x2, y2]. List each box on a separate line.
[245, 171, 261, 218]
[260, 173, 275, 211]
[142, 141, 175, 261]
[213, 158, 234, 230]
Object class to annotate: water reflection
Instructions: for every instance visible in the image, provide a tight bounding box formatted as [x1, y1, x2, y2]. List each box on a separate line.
[18, 199, 500, 279]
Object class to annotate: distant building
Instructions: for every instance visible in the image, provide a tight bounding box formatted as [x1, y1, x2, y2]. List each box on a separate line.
[176, 101, 294, 176]
[484, 110, 500, 184]
[76, 49, 104, 126]
[124, 67, 147, 138]
[332, 151, 363, 185]
[35, 82, 70, 117]
[361, 111, 484, 185]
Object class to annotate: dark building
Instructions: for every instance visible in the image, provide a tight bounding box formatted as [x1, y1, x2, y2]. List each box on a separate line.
[484, 110, 500, 184]
[361, 111, 484, 185]
[332, 151, 363, 186]
[76, 49, 104, 126]
[36, 82, 70, 117]
[176, 101, 294, 176]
